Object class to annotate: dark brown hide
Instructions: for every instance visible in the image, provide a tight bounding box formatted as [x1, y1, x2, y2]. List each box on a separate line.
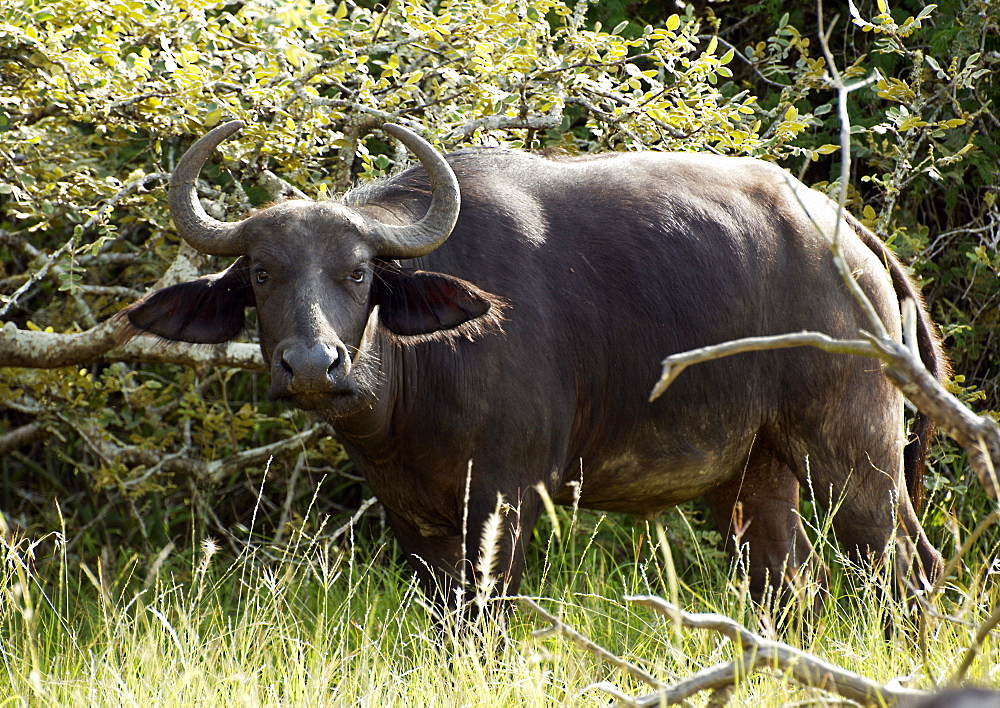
[117, 135, 945, 620]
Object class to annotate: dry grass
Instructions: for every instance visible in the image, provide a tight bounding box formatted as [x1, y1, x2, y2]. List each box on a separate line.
[1, 489, 998, 706]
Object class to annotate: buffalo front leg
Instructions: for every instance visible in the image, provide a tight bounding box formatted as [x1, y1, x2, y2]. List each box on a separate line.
[705, 458, 828, 623]
[383, 508, 466, 620]
[383, 487, 542, 626]
[460, 485, 543, 623]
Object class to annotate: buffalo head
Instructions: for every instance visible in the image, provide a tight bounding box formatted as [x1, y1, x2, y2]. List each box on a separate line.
[118, 121, 502, 414]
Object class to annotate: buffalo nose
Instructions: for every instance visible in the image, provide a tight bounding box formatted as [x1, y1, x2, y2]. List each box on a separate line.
[279, 341, 348, 392]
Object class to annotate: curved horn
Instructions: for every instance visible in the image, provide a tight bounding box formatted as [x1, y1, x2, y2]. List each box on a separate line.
[169, 120, 247, 257]
[366, 123, 461, 259]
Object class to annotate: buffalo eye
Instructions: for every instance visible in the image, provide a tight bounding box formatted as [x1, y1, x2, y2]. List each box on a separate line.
[348, 267, 366, 284]
[254, 268, 270, 285]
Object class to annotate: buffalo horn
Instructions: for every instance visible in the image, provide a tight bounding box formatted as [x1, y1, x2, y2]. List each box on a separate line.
[168, 120, 247, 257]
[366, 123, 461, 259]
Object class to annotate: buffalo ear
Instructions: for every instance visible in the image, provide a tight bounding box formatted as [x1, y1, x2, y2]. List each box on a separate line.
[373, 262, 504, 339]
[114, 257, 255, 344]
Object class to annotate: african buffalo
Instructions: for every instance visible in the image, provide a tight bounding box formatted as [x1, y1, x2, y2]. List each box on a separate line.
[116, 120, 944, 618]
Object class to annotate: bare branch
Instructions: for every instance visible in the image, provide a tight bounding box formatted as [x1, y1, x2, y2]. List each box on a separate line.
[648, 321, 1000, 497]
[868, 334, 1000, 498]
[451, 109, 564, 139]
[0, 235, 79, 320]
[627, 595, 930, 707]
[0, 172, 170, 319]
[258, 170, 309, 201]
[649, 332, 877, 402]
[519, 597, 665, 691]
[525, 592, 934, 706]
[203, 426, 332, 486]
[0, 320, 264, 371]
[72, 418, 329, 489]
[0, 423, 46, 455]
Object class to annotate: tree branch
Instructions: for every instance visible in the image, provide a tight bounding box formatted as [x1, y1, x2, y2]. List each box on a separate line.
[451, 108, 564, 139]
[0, 423, 46, 456]
[649, 332, 876, 402]
[523, 594, 932, 706]
[519, 597, 665, 691]
[628, 595, 930, 707]
[648, 322, 1000, 498]
[0, 320, 264, 371]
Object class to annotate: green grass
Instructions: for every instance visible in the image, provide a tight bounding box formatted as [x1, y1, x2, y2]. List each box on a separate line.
[2, 494, 999, 706]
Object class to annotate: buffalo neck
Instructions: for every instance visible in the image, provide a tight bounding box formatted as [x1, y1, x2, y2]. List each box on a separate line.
[324, 325, 409, 461]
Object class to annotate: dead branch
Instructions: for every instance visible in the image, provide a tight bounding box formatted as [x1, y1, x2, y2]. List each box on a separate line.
[206, 426, 332, 486]
[519, 597, 665, 692]
[648, 322, 1000, 499]
[871, 332, 1000, 498]
[628, 595, 929, 706]
[0, 320, 264, 371]
[522, 595, 930, 706]
[0, 423, 46, 455]
[0, 172, 169, 320]
[73, 420, 330, 487]
[648, 332, 874, 402]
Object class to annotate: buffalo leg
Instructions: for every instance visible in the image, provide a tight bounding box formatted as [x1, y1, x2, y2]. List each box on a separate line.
[384, 487, 542, 625]
[460, 485, 542, 621]
[806, 456, 943, 598]
[705, 458, 828, 620]
[382, 508, 465, 619]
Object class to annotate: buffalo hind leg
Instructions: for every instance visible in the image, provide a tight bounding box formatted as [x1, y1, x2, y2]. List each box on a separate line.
[812, 459, 943, 603]
[705, 458, 828, 626]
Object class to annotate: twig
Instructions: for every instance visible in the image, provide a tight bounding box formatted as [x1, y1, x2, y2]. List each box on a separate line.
[519, 597, 665, 691]
[258, 170, 309, 201]
[0, 423, 46, 455]
[451, 108, 564, 139]
[204, 425, 332, 486]
[0, 320, 265, 371]
[649, 323, 1000, 497]
[325, 495, 379, 543]
[0, 172, 169, 319]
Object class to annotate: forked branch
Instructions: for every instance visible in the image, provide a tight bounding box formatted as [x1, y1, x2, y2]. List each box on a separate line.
[521, 595, 930, 706]
[648, 317, 1000, 499]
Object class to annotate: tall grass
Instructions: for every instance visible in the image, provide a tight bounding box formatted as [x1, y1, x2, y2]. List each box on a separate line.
[2, 490, 998, 706]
